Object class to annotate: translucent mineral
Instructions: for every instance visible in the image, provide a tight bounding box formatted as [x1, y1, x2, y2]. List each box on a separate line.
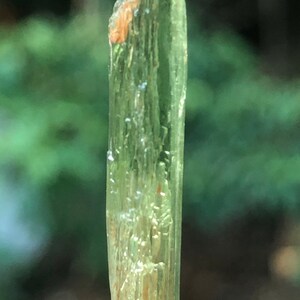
[107, 0, 187, 298]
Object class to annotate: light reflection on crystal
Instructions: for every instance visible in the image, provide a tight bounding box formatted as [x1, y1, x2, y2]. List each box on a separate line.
[107, 0, 187, 298]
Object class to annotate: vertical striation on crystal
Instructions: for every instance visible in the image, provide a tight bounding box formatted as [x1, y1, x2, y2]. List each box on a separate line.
[106, 0, 187, 299]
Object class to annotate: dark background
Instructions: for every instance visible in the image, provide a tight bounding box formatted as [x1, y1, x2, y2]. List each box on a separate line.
[1, 0, 300, 299]
[3, 0, 300, 75]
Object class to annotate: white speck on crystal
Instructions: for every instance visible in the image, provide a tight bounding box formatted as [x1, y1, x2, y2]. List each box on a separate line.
[107, 150, 114, 161]
[138, 81, 147, 91]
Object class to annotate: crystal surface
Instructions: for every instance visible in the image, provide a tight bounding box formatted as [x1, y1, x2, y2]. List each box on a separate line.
[107, 0, 187, 298]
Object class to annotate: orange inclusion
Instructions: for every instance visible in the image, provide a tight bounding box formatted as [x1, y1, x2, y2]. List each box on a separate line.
[109, 0, 140, 44]
[156, 184, 162, 195]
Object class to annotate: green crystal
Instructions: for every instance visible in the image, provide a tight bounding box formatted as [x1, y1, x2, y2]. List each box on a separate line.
[106, 0, 187, 298]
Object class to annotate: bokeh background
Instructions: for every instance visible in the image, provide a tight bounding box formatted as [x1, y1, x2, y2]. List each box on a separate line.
[1, 0, 300, 299]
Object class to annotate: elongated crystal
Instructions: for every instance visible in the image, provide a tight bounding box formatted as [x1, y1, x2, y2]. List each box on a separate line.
[106, 0, 187, 298]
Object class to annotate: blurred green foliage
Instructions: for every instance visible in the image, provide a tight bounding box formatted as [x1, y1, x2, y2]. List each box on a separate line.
[1, 5, 300, 298]
[0, 12, 110, 297]
[186, 27, 300, 228]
